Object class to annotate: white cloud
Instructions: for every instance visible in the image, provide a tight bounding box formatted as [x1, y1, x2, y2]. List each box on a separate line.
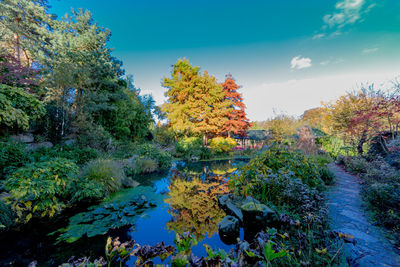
[290, 56, 312, 70]
[314, 0, 375, 39]
[362, 47, 379, 54]
[324, 0, 365, 29]
[312, 33, 325, 40]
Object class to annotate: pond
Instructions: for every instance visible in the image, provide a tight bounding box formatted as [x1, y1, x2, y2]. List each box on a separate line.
[0, 159, 248, 266]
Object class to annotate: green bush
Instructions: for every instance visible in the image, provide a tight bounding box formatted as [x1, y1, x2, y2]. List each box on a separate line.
[318, 167, 335, 185]
[0, 85, 45, 132]
[136, 143, 172, 170]
[317, 136, 357, 158]
[31, 145, 99, 165]
[231, 146, 324, 190]
[175, 137, 203, 160]
[0, 141, 29, 179]
[230, 146, 326, 221]
[342, 156, 368, 174]
[0, 200, 15, 230]
[81, 159, 126, 194]
[153, 124, 175, 147]
[4, 158, 79, 222]
[134, 157, 158, 174]
[77, 122, 112, 151]
[69, 177, 107, 203]
[111, 141, 138, 159]
[209, 137, 237, 154]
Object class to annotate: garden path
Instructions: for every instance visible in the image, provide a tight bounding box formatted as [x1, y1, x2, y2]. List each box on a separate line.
[327, 163, 400, 267]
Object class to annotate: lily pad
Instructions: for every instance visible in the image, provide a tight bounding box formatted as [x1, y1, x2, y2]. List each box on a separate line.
[54, 186, 165, 243]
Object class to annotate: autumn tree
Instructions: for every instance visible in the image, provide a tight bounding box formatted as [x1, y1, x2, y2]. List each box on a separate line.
[347, 85, 400, 155]
[162, 59, 231, 144]
[221, 74, 250, 137]
[301, 107, 333, 134]
[256, 114, 300, 144]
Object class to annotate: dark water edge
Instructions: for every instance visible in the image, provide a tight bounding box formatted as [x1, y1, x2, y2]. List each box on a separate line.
[0, 159, 248, 267]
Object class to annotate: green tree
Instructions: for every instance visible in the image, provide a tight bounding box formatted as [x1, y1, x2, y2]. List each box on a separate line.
[0, 0, 52, 65]
[0, 84, 44, 132]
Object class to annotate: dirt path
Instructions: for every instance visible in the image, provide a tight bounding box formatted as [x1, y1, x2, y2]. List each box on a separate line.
[327, 163, 400, 267]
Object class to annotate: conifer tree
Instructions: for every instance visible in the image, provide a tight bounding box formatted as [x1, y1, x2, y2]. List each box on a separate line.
[162, 59, 231, 143]
[221, 74, 250, 137]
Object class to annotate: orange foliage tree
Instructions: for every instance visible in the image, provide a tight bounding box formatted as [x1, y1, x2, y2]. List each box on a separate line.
[221, 74, 251, 137]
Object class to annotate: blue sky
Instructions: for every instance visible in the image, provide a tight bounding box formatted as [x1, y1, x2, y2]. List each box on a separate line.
[50, 0, 400, 121]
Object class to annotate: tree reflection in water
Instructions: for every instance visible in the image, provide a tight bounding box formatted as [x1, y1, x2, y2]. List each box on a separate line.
[165, 176, 230, 241]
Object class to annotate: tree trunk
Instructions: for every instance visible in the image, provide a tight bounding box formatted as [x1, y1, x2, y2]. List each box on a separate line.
[357, 130, 367, 156]
[203, 135, 208, 146]
[14, 33, 21, 63]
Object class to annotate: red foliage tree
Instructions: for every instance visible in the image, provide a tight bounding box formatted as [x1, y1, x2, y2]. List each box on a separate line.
[0, 53, 38, 88]
[221, 74, 251, 137]
[347, 90, 400, 155]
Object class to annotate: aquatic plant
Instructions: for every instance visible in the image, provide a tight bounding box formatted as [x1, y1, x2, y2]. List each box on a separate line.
[54, 187, 162, 243]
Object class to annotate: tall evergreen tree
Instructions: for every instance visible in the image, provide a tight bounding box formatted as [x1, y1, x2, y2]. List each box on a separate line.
[221, 74, 250, 137]
[0, 0, 52, 65]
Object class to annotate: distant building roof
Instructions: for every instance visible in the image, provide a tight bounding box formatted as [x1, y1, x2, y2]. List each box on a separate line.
[234, 129, 268, 140]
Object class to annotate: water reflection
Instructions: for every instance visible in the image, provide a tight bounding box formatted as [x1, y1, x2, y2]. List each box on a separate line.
[164, 177, 228, 241]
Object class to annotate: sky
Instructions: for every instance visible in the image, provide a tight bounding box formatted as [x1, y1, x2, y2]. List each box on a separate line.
[50, 0, 400, 121]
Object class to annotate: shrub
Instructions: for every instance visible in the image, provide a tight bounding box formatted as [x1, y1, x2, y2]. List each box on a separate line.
[77, 121, 112, 151]
[209, 137, 237, 154]
[31, 145, 99, 165]
[175, 137, 203, 160]
[81, 159, 126, 194]
[230, 147, 327, 222]
[111, 141, 138, 159]
[318, 167, 335, 185]
[342, 156, 368, 174]
[134, 157, 158, 174]
[4, 158, 79, 222]
[0, 200, 15, 230]
[0, 141, 29, 179]
[316, 136, 356, 158]
[70, 177, 107, 203]
[136, 143, 172, 170]
[231, 146, 324, 190]
[153, 124, 175, 147]
[199, 146, 213, 160]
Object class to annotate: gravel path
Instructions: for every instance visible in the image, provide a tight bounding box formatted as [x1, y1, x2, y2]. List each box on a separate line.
[327, 163, 400, 267]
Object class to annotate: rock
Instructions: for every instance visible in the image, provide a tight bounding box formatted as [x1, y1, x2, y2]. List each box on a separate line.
[63, 139, 77, 146]
[241, 202, 276, 237]
[226, 201, 243, 223]
[218, 194, 244, 223]
[218, 194, 230, 207]
[26, 142, 54, 151]
[123, 179, 140, 188]
[218, 215, 240, 245]
[242, 196, 261, 206]
[10, 133, 34, 143]
[126, 155, 138, 166]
